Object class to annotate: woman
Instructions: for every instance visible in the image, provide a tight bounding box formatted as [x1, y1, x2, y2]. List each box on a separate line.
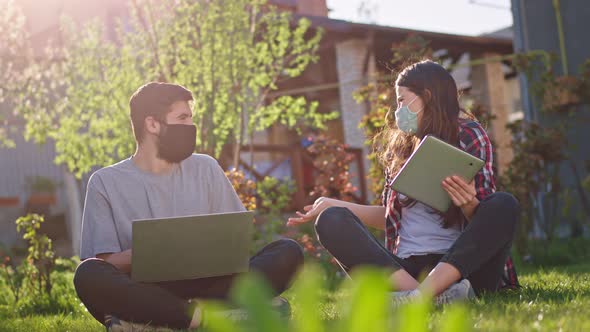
[288, 60, 520, 303]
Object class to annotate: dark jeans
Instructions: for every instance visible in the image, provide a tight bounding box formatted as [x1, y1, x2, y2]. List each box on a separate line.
[314, 192, 519, 295]
[74, 239, 303, 329]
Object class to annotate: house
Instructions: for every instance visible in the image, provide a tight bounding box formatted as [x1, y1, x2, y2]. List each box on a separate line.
[0, 0, 521, 256]
[511, 0, 590, 235]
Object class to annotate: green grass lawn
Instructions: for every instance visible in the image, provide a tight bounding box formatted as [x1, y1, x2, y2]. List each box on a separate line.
[1, 263, 590, 331]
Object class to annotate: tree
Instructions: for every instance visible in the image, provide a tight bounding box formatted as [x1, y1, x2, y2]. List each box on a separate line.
[0, 0, 31, 148]
[12, 0, 336, 178]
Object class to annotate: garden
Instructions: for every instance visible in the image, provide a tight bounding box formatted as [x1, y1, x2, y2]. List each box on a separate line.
[1, 0, 590, 331]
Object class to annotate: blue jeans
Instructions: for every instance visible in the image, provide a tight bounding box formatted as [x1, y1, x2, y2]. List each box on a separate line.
[314, 192, 520, 294]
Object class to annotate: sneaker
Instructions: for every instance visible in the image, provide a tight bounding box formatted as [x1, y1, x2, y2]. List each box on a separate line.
[434, 279, 476, 306]
[271, 296, 291, 320]
[105, 315, 174, 332]
[203, 307, 250, 324]
[105, 297, 291, 331]
[202, 296, 291, 327]
[390, 289, 421, 307]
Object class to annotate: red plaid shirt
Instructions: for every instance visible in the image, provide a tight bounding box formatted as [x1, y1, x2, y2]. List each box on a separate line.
[381, 118, 519, 289]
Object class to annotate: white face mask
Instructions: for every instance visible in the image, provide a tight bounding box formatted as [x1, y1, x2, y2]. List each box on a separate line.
[394, 96, 422, 134]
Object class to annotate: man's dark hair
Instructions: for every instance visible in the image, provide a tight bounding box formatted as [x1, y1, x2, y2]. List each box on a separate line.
[129, 82, 193, 143]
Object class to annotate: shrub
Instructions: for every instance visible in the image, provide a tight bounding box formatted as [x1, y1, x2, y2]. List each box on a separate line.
[252, 177, 296, 252]
[257, 177, 295, 217]
[524, 238, 590, 267]
[0, 215, 84, 317]
[25, 176, 58, 194]
[15, 214, 55, 296]
[0, 256, 27, 304]
[225, 169, 257, 211]
[225, 151, 354, 284]
[0, 251, 85, 317]
[499, 121, 567, 253]
[306, 135, 357, 202]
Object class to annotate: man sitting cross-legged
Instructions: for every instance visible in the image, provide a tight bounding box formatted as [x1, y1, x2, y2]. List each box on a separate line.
[73, 82, 303, 331]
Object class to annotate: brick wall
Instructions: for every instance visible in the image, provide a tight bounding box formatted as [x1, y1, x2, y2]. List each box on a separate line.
[296, 0, 328, 17]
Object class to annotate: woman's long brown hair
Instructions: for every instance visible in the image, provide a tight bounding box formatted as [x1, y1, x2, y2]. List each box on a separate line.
[376, 60, 464, 228]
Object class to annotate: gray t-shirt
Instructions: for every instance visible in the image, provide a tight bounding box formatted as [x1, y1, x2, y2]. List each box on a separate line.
[80, 154, 245, 260]
[395, 194, 461, 259]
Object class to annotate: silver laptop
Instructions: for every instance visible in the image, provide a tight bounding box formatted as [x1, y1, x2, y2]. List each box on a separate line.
[131, 211, 254, 282]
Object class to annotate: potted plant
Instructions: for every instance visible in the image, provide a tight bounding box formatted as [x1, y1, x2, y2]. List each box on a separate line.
[26, 176, 57, 207]
[512, 51, 586, 113]
[543, 75, 582, 111]
[0, 197, 20, 207]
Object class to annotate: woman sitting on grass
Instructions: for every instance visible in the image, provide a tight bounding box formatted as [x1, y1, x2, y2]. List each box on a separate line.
[288, 60, 520, 304]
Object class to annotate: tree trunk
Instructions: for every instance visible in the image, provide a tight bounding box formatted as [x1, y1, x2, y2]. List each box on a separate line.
[570, 160, 590, 218]
[249, 130, 255, 171]
[232, 101, 246, 171]
[569, 162, 586, 238]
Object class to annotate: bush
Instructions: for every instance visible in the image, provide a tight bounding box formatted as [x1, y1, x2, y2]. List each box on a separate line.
[252, 177, 296, 252]
[524, 238, 590, 267]
[306, 135, 358, 202]
[0, 258, 28, 304]
[0, 215, 83, 317]
[225, 169, 258, 211]
[14, 267, 83, 317]
[257, 177, 295, 216]
[15, 214, 56, 296]
[499, 121, 568, 254]
[0, 257, 82, 317]
[224, 158, 351, 285]
[1, 213, 55, 308]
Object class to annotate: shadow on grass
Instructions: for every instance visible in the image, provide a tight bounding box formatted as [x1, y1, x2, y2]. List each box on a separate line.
[519, 262, 590, 275]
[475, 263, 590, 306]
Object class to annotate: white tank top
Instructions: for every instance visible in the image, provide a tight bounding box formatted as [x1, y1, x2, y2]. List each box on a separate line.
[395, 194, 462, 259]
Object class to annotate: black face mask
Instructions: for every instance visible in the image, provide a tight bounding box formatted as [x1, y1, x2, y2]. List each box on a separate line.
[156, 123, 197, 163]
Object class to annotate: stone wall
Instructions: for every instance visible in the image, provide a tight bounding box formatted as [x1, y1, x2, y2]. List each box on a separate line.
[335, 38, 375, 201]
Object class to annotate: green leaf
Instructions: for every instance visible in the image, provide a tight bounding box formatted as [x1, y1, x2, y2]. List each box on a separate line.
[201, 301, 244, 332]
[337, 267, 390, 332]
[230, 272, 285, 332]
[291, 264, 325, 332]
[439, 304, 472, 332]
[395, 293, 432, 332]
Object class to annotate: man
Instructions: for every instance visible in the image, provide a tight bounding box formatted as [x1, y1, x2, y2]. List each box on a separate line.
[73, 82, 303, 330]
